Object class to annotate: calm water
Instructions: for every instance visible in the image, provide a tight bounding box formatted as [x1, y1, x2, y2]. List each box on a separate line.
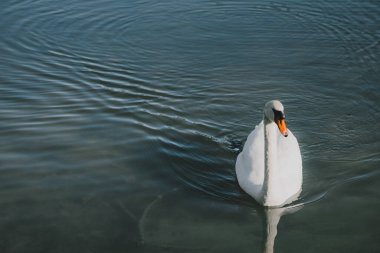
[1, 0, 379, 252]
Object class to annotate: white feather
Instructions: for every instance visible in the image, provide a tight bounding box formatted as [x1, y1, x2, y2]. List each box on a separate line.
[236, 101, 302, 207]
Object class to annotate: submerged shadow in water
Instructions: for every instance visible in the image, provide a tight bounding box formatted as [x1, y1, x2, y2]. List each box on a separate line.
[139, 188, 303, 253]
[260, 205, 303, 253]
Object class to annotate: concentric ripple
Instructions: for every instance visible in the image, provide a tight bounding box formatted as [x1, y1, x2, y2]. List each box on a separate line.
[0, 0, 379, 215]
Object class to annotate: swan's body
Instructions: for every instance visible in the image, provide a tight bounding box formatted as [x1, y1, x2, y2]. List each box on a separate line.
[235, 100, 302, 207]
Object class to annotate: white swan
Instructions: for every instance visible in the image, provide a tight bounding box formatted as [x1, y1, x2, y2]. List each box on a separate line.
[235, 100, 302, 207]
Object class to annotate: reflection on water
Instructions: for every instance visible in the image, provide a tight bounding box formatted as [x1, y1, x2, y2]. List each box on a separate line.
[263, 206, 302, 253]
[140, 189, 302, 253]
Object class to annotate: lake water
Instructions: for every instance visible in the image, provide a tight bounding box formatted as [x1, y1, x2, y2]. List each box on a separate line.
[0, 0, 379, 252]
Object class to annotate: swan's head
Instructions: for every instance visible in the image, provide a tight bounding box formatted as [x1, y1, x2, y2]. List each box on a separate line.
[264, 100, 288, 137]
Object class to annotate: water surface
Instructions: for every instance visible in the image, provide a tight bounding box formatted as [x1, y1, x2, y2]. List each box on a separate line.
[0, 0, 379, 252]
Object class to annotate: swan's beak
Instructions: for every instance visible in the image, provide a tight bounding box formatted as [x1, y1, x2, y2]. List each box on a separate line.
[276, 119, 288, 137]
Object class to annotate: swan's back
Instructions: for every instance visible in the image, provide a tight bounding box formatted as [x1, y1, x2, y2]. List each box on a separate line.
[236, 121, 302, 206]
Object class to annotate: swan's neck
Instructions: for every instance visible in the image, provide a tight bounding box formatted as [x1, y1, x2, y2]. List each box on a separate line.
[263, 117, 278, 205]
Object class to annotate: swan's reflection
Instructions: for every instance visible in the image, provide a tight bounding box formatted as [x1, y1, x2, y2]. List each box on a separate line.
[139, 189, 302, 252]
[262, 205, 302, 253]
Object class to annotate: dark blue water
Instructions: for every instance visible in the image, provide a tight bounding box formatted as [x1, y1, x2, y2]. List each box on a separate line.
[0, 0, 379, 252]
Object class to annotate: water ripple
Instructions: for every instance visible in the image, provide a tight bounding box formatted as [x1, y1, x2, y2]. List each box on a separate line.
[0, 0, 379, 210]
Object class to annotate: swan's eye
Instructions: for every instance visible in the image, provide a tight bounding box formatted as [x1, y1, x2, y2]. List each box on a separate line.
[272, 108, 285, 119]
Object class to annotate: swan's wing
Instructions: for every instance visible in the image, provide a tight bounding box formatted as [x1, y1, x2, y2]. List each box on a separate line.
[276, 129, 303, 198]
[236, 122, 265, 195]
[277, 129, 302, 173]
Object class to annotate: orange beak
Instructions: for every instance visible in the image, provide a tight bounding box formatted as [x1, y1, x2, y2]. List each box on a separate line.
[276, 119, 288, 137]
